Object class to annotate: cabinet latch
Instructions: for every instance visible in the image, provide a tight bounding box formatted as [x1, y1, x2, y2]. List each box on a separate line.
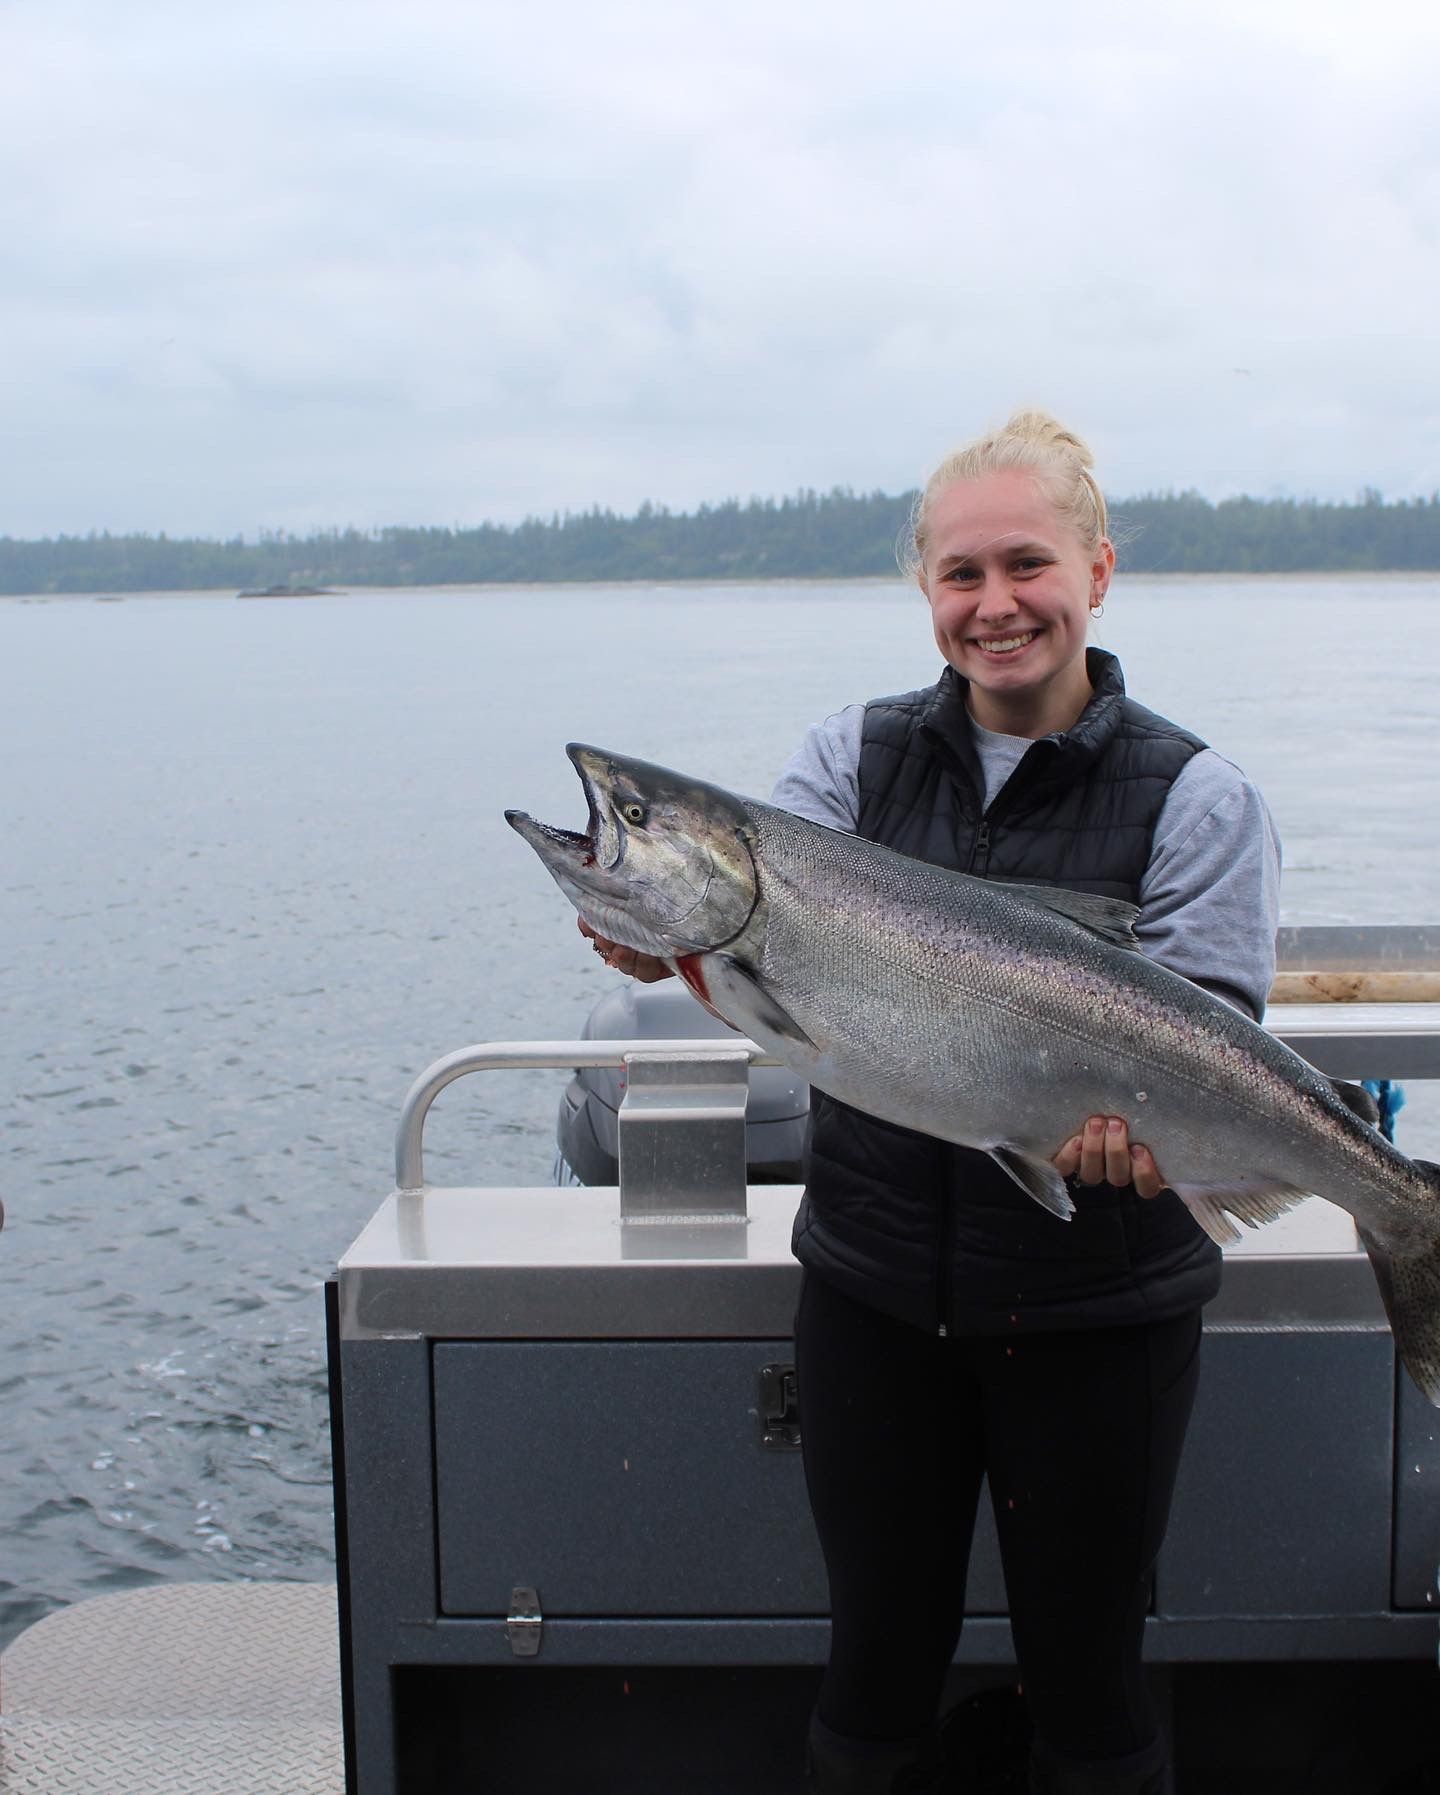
[507, 1585, 542, 1657]
[759, 1363, 801, 1448]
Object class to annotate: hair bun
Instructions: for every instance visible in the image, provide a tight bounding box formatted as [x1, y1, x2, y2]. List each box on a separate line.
[1001, 409, 1095, 470]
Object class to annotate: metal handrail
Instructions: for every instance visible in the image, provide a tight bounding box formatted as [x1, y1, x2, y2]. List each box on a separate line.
[395, 1038, 779, 1191]
[1264, 1004, 1440, 1039]
[1275, 925, 1440, 969]
[395, 1006, 1440, 1193]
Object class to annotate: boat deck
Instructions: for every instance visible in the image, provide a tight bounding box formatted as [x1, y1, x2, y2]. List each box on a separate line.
[0, 1582, 343, 1795]
[3, 1581, 1437, 1791]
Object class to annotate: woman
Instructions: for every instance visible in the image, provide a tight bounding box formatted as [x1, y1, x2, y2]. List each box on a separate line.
[584, 412, 1280, 1795]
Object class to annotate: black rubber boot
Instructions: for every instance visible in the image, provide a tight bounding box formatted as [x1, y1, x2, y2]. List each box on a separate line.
[1027, 1735, 1172, 1795]
[936, 1686, 1033, 1792]
[805, 1711, 945, 1794]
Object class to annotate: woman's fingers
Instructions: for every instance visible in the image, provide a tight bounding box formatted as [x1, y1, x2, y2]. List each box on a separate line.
[1129, 1142, 1164, 1200]
[1052, 1114, 1165, 1198]
[1080, 1114, 1110, 1185]
[607, 943, 674, 982]
[575, 916, 674, 983]
[1052, 1133, 1084, 1178]
[1104, 1116, 1132, 1187]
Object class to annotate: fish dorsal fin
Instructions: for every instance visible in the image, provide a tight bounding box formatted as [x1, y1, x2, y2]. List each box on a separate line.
[1329, 1078, 1380, 1127]
[988, 879, 1141, 951]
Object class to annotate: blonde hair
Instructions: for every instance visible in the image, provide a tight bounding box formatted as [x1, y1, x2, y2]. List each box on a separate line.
[900, 409, 1109, 578]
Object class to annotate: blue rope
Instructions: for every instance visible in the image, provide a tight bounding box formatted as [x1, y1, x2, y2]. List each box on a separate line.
[1361, 1078, 1406, 1143]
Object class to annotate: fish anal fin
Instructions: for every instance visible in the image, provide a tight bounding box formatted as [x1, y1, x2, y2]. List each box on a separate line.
[988, 1146, 1076, 1221]
[988, 880, 1141, 951]
[712, 955, 817, 1051]
[1170, 1179, 1312, 1247]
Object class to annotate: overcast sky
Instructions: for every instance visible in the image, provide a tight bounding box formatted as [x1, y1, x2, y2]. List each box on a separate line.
[3, 0, 1438, 538]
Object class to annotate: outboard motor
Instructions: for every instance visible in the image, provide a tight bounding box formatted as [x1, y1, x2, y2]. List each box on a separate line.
[554, 980, 810, 1186]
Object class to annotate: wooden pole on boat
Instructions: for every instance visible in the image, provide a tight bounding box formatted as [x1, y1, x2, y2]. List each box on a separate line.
[1269, 971, 1440, 1004]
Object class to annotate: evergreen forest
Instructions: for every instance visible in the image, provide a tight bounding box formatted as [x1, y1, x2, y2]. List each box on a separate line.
[2, 487, 1438, 595]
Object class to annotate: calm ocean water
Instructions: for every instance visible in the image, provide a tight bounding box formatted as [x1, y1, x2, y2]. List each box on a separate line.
[4, 573, 1440, 1646]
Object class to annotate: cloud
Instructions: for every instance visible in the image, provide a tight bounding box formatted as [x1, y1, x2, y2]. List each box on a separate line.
[1, 0, 1437, 535]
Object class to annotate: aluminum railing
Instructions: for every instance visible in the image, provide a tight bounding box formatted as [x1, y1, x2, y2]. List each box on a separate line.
[395, 1038, 782, 1198]
[393, 1009, 1440, 1211]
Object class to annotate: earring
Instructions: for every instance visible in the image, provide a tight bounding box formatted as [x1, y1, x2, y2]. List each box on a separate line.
[1090, 599, 1105, 619]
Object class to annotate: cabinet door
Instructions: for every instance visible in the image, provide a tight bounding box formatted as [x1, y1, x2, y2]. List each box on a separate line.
[1157, 1332, 1394, 1619]
[434, 1341, 827, 1616]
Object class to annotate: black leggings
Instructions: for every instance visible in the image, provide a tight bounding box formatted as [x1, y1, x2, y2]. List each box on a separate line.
[794, 1272, 1202, 1765]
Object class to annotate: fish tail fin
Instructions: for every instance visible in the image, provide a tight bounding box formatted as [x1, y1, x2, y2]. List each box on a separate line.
[1360, 1159, 1440, 1407]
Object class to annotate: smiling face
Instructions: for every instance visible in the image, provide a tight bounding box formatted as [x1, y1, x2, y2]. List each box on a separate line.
[918, 468, 1114, 738]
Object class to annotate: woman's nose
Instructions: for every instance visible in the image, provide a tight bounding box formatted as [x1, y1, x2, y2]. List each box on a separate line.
[975, 582, 1018, 618]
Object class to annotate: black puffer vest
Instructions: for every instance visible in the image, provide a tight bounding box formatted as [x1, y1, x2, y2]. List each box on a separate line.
[792, 649, 1224, 1336]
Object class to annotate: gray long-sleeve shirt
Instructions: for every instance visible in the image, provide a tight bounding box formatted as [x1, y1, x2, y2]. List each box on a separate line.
[770, 701, 1282, 1020]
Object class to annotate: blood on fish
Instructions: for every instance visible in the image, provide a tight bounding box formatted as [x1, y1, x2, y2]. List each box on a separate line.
[675, 953, 711, 1005]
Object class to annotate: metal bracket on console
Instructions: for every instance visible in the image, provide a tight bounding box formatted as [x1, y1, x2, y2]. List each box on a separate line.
[618, 1048, 751, 1222]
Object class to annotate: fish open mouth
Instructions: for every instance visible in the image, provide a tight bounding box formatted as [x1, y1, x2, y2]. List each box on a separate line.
[506, 814, 592, 852]
[504, 743, 621, 872]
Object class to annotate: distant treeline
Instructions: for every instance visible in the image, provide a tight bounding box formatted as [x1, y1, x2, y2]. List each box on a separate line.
[3, 487, 1439, 594]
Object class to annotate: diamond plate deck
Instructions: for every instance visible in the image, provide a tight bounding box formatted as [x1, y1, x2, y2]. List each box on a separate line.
[0, 1581, 343, 1795]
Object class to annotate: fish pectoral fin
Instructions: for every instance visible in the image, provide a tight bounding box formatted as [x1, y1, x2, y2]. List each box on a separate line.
[988, 1146, 1076, 1221]
[1170, 1179, 1312, 1246]
[987, 880, 1141, 951]
[713, 957, 817, 1050]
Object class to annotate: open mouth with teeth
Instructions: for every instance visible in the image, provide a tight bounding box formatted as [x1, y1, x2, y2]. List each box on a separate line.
[511, 813, 598, 864]
[505, 745, 623, 875]
[974, 630, 1039, 655]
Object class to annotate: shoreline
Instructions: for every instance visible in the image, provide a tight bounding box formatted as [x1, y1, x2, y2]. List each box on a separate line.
[4, 567, 1440, 603]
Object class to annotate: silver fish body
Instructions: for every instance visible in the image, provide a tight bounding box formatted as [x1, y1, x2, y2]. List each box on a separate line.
[508, 744, 1440, 1402]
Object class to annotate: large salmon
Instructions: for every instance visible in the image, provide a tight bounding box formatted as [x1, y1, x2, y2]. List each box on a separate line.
[508, 744, 1440, 1402]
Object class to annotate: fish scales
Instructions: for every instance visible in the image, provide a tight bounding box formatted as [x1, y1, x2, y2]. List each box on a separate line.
[508, 744, 1440, 1402]
[757, 811, 1350, 1177]
[754, 805, 1398, 1221]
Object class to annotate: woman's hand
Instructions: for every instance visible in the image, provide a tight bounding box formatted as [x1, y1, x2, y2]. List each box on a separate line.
[1052, 1115, 1164, 1198]
[577, 916, 675, 983]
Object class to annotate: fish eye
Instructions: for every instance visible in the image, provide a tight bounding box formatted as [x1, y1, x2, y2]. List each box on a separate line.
[620, 801, 647, 825]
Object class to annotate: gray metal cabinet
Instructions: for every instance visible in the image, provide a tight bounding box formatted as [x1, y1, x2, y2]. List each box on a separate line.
[332, 1000, 1440, 1792]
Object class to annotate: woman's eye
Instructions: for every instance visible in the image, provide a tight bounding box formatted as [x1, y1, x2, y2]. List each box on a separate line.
[621, 802, 646, 825]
